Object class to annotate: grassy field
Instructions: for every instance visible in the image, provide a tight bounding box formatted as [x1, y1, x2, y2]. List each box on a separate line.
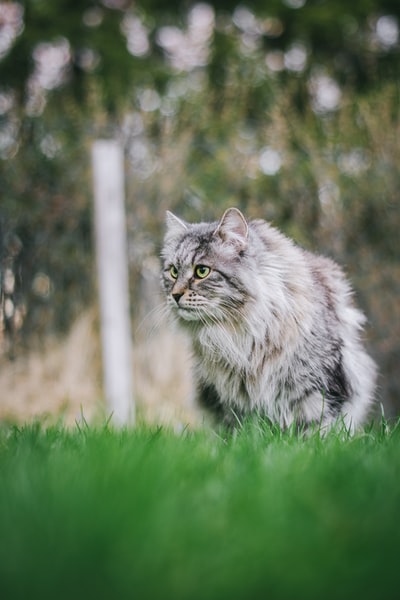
[1, 419, 400, 600]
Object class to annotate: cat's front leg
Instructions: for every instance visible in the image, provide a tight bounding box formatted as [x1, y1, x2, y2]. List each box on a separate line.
[197, 381, 245, 429]
[197, 382, 224, 419]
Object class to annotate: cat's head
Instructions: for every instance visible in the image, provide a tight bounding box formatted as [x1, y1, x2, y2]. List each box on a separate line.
[161, 208, 249, 324]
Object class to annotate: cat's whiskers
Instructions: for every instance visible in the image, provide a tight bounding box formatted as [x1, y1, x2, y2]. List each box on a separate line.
[136, 302, 174, 337]
[218, 300, 254, 339]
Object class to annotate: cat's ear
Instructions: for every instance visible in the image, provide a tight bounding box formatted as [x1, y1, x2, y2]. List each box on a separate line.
[165, 211, 188, 243]
[214, 208, 248, 251]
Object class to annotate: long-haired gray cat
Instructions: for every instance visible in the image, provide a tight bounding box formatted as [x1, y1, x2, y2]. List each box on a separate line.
[161, 207, 376, 432]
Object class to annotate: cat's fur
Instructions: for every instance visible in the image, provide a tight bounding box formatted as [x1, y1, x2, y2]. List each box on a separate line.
[161, 208, 377, 432]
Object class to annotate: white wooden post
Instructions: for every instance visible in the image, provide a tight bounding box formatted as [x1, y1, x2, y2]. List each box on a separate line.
[92, 140, 134, 426]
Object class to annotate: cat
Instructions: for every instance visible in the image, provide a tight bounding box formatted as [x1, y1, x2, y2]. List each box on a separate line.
[161, 207, 377, 432]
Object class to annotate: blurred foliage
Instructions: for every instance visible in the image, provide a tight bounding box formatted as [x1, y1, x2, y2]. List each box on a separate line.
[0, 0, 399, 412]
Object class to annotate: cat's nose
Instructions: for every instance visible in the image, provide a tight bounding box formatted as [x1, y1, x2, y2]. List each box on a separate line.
[172, 292, 184, 305]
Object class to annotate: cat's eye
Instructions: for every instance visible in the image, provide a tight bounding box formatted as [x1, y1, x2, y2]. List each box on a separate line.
[169, 265, 178, 279]
[194, 265, 211, 279]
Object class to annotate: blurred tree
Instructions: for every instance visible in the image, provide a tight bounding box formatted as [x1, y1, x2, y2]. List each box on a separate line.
[1, 0, 399, 112]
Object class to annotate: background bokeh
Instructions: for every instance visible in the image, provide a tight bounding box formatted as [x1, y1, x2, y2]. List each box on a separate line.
[0, 0, 399, 424]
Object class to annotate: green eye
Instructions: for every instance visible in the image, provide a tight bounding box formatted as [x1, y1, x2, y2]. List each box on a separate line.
[194, 265, 211, 279]
[170, 265, 178, 279]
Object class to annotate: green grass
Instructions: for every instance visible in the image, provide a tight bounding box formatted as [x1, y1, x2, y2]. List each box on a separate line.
[1, 419, 400, 600]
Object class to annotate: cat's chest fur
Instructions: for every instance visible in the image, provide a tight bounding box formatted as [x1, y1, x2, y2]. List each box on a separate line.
[192, 319, 299, 424]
